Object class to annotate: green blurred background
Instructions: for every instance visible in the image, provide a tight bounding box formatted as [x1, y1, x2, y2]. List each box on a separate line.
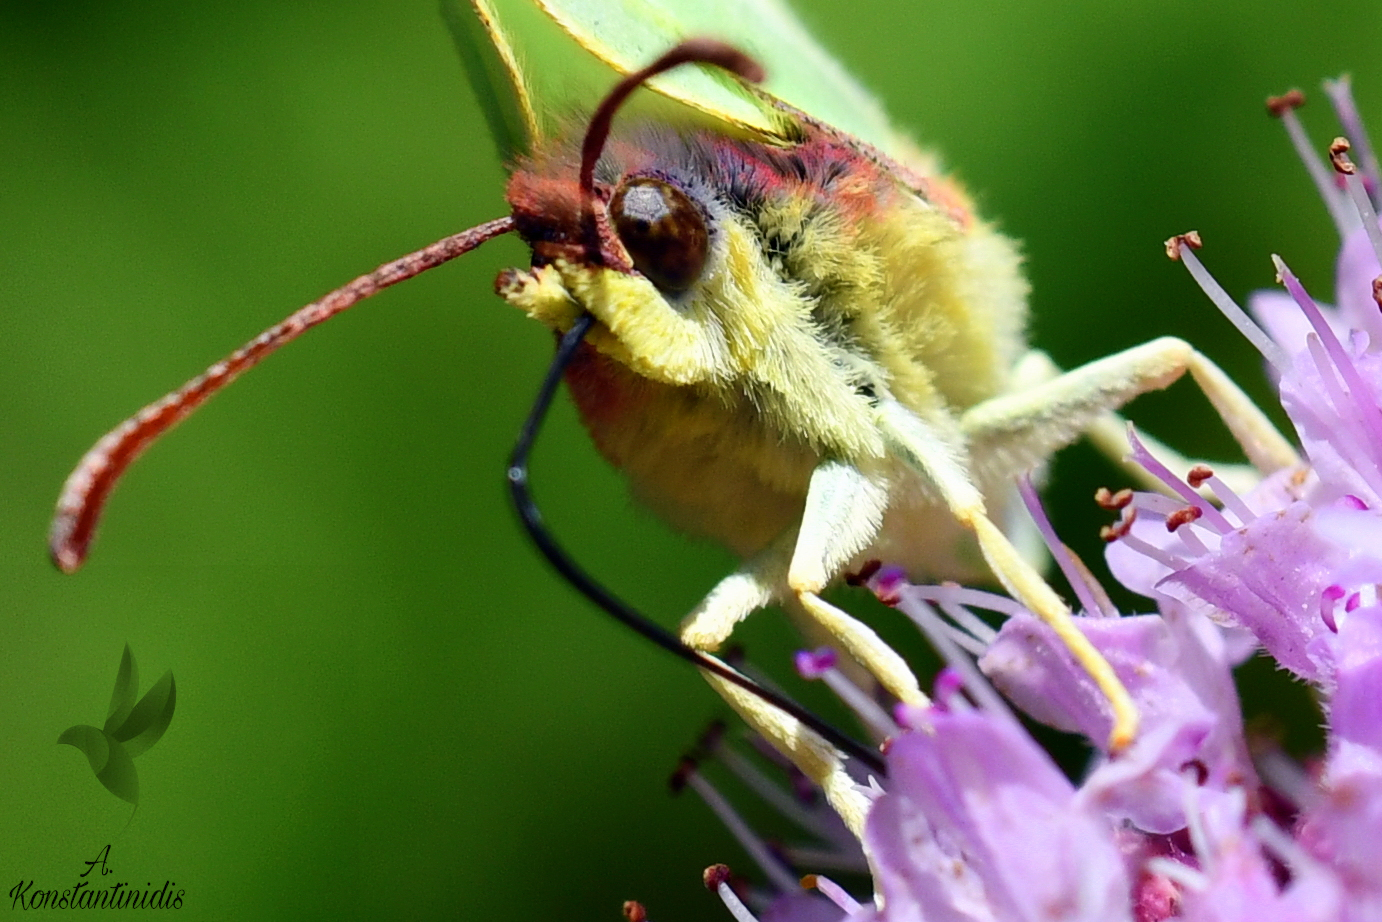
[3, 0, 1379, 918]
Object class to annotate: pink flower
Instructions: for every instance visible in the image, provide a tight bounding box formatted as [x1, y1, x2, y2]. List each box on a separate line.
[658, 76, 1382, 922]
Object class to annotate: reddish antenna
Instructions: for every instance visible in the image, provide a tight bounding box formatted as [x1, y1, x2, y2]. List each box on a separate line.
[576, 39, 764, 260]
[50, 215, 516, 572]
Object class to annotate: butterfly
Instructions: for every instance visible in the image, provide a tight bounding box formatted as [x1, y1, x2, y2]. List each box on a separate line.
[48, 0, 1297, 830]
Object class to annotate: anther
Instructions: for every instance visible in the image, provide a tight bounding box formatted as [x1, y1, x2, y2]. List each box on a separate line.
[1266, 89, 1306, 117]
[1100, 508, 1136, 542]
[696, 719, 728, 755]
[793, 648, 837, 680]
[704, 866, 760, 922]
[1331, 137, 1358, 174]
[868, 565, 906, 606]
[844, 559, 883, 586]
[1187, 465, 1214, 489]
[1164, 231, 1203, 261]
[669, 755, 699, 794]
[1165, 506, 1203, 532]
[1181, 759, 1210, 786]
[1095, 486, 1134, 510]
[623, 901, 648, 922]
[703, 864, 733, 891]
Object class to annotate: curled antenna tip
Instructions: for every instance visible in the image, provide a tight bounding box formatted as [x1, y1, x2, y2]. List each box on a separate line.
[674, 37, 766, 84]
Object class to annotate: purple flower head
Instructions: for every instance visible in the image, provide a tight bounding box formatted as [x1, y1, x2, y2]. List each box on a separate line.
[863, 707, 1132, 922]
[661, 77, 1382, 922]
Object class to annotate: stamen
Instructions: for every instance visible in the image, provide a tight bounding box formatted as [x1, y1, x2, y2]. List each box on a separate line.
[1116, 532, 1185, 572]
[711, 744, 850, 846]
[1303, 333, 1382, 491]
[1053, 552, 1122, 619]
[1331, 137, 1382, 270]
[877, 585, 1017, 722]
[800, 875, 861, 914]
[1099, 507, 1136, 543]
[680, 771, 798, 894]
[1129, 492, 1189, 519]
[1277, 255, 1382, 486]
[1165, 506, 1203, 532]
[704, 866, 760, 922]
[1266, 89, 1356, 236]
[794, 648, 898, 740]
[1324, 77, 1382, 206]
[623, 901, 648, 922]
[1253, 745, 1313, 809]
[871, 573, 991, 652]
[936, 598, 1000, 645]
[1182, 787, 1216, 877]
[779, 847, 869, 875]
[1166, 234, 1291, 374]
[870, 565, 906, 606]
[911, 582, 1028, 621]
[1125, 427, 1235, 533]
[1168, 511, 1210, 557]
[938, 621, 991, 658]
[931, 668, 970, 712]
[793, 648, 836, 680]
[1250, 814, 1326, 879]
[1018, 478, 1107, 617]
[1189, 464, 1257, 527]
[1186, 466, 1213, 490]
[1095, 487, 1134, 510]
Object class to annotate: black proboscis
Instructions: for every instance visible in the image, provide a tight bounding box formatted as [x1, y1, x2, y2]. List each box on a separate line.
[506, 313, 887, 776]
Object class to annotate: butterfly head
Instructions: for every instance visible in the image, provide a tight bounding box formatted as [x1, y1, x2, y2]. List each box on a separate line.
[493, 40, 779, 390]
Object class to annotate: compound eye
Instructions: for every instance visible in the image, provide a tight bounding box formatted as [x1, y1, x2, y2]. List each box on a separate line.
[609, 178, 708, 295]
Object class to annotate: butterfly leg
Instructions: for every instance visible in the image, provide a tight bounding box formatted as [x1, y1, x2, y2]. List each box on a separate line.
[679, 532, 792, 651]
[961, 338, 1298, 482]
[876, 396, 1142, 750]
[929, 337, 1298, 749]
[698, 657, 875, 836]
[996, 346, 1290, 496]
[677, 469, 910, 833]
[786, 460, 927, 707]
[679, 459, 926, 707]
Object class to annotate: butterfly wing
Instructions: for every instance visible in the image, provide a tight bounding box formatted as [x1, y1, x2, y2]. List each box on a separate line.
[445, 0, 905, 158]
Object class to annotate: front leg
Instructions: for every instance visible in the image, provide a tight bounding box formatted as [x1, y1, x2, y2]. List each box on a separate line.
[787, 460, 926, 708]
[676, 460, 924, 833]
[679, 459, 925, 708]
[876, 396, 1140, 750]
[962, 338, 1299, 481]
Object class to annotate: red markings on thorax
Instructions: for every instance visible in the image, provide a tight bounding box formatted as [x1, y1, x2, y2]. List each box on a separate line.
[506, 122, 916, 249]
